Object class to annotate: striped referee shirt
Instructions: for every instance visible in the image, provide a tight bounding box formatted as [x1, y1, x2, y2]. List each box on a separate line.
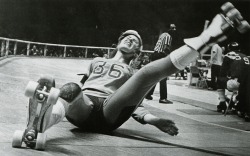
[154, 33, 172, 53]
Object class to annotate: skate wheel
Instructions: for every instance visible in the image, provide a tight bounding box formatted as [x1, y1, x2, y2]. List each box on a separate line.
[35, 133, 46, 150]
[237, 20, 250, 33]
[227, 8, 243, 22]
[39, 75, 55, 88]
[47, 88, 60, 104]
[221, 2, 234, 14]
[12, 130, 24, 148]
[25, 81, 39, 98]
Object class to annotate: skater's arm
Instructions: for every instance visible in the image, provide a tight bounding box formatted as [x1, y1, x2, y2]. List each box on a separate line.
[143, 113, 179, 136]
[79, 74, 89, 85]
[131, 105, 150, 124]
[132, 105, 179, 136]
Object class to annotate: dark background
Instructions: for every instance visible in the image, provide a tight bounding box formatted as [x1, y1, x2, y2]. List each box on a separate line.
[0, 0, 249, 51]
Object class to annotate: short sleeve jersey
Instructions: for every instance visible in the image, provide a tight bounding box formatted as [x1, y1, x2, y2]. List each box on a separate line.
[220, 52, 250, 82]
[82, 57, 134, 98]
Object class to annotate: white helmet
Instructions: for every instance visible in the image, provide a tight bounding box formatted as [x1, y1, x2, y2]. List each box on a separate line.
[118, 30, 143, 53]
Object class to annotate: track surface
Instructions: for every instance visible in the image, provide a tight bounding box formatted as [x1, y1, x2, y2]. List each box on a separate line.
[1, 57, 250, 156]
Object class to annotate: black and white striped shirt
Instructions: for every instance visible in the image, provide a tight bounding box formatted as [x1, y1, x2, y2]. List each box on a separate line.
[154, 33, 172, 53]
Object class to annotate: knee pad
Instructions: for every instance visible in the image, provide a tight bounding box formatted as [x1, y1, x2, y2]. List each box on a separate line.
[227, 79, 240, 92]
[60, 82, 81, 102]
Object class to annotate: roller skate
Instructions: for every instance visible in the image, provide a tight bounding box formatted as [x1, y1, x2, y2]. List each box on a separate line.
[186, 2, 250, 55]
[217, 101, 227, 113]
[12, 75, 60, 150]
[220, 2, 250, 34]
[224, 92, 238, 116]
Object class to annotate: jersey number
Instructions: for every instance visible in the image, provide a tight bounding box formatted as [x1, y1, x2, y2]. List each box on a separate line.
[229, 53, 250, 65]
[93, 61, 124, 78]
[243, 57, 250, 65]
[236, 56, 250, 65]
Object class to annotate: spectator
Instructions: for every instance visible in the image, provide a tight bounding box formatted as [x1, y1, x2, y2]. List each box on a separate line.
[208, 44, 224, 90]
[175, 69, 187, 80]
[103, 53, 109, 59]
[31, 45, 38, 56]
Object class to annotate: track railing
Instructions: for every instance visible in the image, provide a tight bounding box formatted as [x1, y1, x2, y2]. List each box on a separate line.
[0, 37, 153, 59]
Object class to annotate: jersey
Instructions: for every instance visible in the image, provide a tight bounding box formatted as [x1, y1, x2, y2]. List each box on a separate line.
[78, 57, 150, 130]
[82, 57, 134, 98]
[154, 33, 172, 54]
[220, 51, 249, 82]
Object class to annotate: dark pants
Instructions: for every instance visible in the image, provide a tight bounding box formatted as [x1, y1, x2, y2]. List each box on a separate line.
[146, 78, 168, 99]
[146, 52, 168, 99]
[211, 64, 221, 89]
[236, 67, 250, 113]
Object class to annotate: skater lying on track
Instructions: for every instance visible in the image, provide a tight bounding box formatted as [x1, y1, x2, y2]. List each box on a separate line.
[13, 2, 250, 150]
[51, 29, 180, 135]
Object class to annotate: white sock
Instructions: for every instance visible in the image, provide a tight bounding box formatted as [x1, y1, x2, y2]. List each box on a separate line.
[170, 45, 199, 70]
[44, 99, 66, 131]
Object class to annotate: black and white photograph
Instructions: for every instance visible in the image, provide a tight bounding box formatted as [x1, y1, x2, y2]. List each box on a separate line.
[0, 0, 250, 155]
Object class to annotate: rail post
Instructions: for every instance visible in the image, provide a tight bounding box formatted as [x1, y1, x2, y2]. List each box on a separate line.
[1, 40, 5, 57]
[85, 48, 88, 58]
[14, 41, 17, 55]
[5, 40, 9, 56]
[63, 46, 67, 58]
[27, 43, 30, 56]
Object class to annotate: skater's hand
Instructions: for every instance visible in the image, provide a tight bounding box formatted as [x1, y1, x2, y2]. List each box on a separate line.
[152, 118, 179, 136]
[143, 114, 178, 136]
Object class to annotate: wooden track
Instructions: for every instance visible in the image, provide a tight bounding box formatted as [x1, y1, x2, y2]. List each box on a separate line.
[1, 57, 250, 156]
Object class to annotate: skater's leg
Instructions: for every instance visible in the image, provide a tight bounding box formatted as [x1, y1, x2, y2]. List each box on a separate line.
[103, 2, 250, 128]
[103, 47, 198, 128]
[43, 83, 94, 131]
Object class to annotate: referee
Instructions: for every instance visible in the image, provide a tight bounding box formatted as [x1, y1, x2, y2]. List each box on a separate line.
[145, 24, 176, 104]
